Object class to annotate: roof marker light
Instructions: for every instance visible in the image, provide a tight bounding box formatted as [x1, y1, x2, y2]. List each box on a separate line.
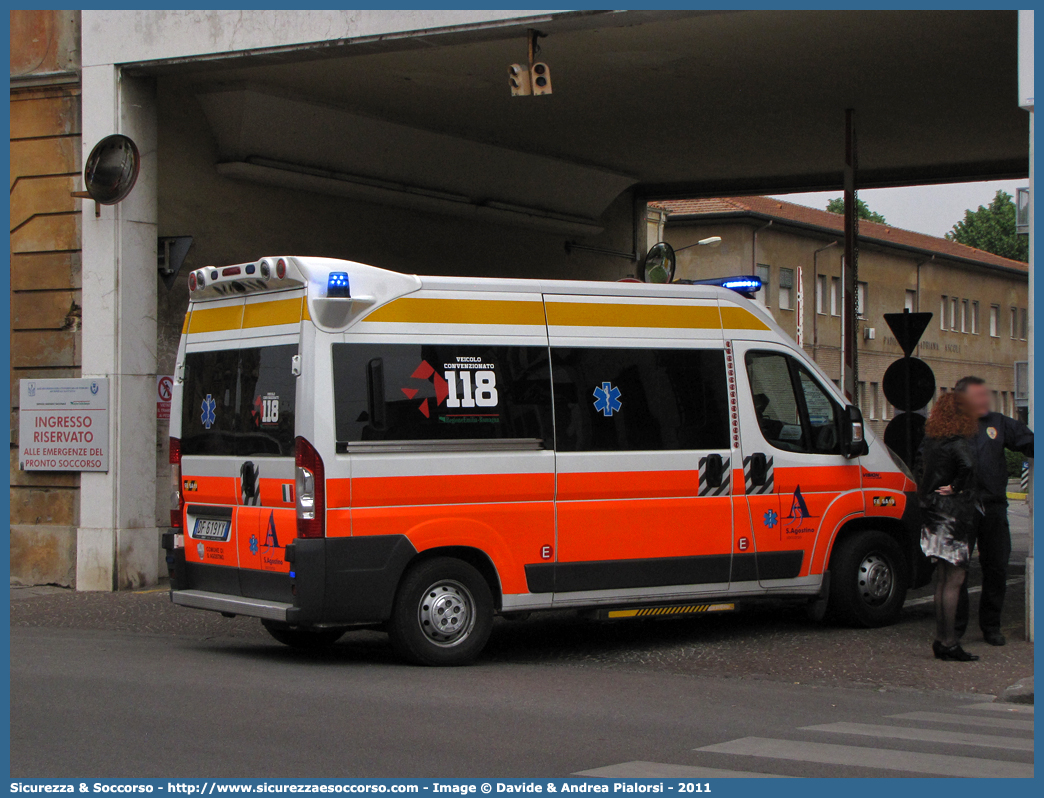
[221, 266, 241, 277]
[209, 269, 218, 281]
[276, 258, 287, 279]
[327, 272, 351, 298]
[245, 263, 256, 275]
[196, 271, 205, 289]
[692, 275, 763, 298]
[188, 271, 197, 291]
[260, 261, 270, 279]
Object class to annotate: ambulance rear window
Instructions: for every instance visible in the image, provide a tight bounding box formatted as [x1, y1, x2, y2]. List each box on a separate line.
[551, 347, 730, 452]
[181, 345, 297, 457]
[332, 343, 552, 448]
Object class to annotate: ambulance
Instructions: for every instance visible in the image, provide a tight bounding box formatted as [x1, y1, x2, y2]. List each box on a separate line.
[163, 255, 924, 666]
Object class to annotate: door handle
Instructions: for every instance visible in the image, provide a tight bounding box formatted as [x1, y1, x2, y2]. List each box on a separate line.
[703, 453, 724, 488]
[749, 452, 768, 486]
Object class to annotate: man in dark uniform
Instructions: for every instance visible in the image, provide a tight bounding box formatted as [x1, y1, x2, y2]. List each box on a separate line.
[953, 376, 1033, 646]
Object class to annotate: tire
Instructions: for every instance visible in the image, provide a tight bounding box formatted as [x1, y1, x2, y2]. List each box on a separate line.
[827, 529, 908, 627]
[388, 557, 494, 666]
[261, 620, 345, 649]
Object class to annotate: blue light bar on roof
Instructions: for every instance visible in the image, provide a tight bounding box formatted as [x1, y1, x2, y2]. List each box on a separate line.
[692, 275, 763, 297]
[327, 272, 351, 298]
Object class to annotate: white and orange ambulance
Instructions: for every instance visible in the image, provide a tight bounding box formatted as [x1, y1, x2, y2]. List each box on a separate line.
[164, 256, 924, 665]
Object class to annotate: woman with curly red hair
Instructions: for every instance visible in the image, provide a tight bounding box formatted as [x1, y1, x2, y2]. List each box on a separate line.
[918, 391, 983, 662]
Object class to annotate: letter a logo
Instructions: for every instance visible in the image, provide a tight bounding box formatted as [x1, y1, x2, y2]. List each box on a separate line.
[263, 511, 280, 550]
[786, 485, 812, 521]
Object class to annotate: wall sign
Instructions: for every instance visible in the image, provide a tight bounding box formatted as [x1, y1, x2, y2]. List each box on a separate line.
[19, 378, 109, 472]
[157, 375, 173, 420]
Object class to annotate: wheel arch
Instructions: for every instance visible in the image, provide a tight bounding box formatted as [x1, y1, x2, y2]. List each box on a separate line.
[827, 515, 926, 587]
[406, 546, 505, 611]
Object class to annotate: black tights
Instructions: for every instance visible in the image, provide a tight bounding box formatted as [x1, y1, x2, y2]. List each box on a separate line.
[934, 561, 967, 647]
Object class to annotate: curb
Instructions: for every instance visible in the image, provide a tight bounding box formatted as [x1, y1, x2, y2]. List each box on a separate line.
[1006, 491, 1027, 501]
[1001, 676, 1034, 705]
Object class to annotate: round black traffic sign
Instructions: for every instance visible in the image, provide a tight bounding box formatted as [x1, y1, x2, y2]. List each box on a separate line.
[882, 357, 935, 412]
[884, 412, 927, 470]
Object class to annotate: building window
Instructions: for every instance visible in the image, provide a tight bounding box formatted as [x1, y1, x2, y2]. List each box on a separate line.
[992, 390, 1000, 412]
[905, 290, 917, 313]
[816, 275, 827, 314]
[755, 264, 771, 307]
[869, 381, 879, 420]
[940, 296, 947, 330]
[990, 304, 1000, 337]
[1020, 308, 1028, 340]
[856, 281, 867, 319]
[778, 268, 794, 311]
[830, 276, 840, 316]
[960, 299, 968, 333]
[971, 301, 980, 335]
[1010, 306, 1018, 339]
[949, 297, 958, 331]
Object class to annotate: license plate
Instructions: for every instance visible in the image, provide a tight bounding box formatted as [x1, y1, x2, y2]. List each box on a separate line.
[193, 517, 231, 541]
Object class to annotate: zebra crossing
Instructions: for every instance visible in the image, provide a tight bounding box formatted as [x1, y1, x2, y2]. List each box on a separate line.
[576, 701, 1033, 778]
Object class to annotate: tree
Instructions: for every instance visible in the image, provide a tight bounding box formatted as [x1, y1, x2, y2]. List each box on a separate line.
[946, 189, 1028, 262]
[825, 197, 887, 225]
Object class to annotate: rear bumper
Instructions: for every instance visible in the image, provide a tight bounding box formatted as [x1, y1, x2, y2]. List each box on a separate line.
[163, 531, 417, 627]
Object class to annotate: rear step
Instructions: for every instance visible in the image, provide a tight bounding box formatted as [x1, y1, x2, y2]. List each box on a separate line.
[171, 589, 291, 622]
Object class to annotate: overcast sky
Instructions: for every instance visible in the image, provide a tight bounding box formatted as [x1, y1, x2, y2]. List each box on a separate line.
[771, 179, 1027, 239]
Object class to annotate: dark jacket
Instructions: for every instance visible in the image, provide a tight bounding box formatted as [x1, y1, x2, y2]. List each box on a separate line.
[918, 434, 979, 545]
[973, 412, 1034, 503]
[918, 434, 977, 500]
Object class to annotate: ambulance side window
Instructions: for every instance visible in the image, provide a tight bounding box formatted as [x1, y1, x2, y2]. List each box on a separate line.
[332, 343, 553, 448]
[550, 347, 730, 452]
[180, 345, 297, 457]
[745, 351, 840, 455]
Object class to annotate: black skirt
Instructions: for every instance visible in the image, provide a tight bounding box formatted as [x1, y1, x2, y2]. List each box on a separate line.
[919, 492, 980, 567]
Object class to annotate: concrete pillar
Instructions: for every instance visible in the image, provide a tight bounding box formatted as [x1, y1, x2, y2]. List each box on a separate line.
[76, 66, 160, 590]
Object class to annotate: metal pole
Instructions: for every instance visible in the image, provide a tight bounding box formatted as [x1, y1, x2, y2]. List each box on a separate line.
[842, 108, 859, 403]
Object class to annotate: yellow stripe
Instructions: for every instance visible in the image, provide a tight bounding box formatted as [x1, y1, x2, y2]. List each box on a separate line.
[607, 609, 640, 618]
[547, 301, 721, 329]
[243, 297, 304, 329]
[181, 313, 190, 334]
[720, 305, 769, 330]
[364, 297, 545, 326]
[187, 304, 244, 334]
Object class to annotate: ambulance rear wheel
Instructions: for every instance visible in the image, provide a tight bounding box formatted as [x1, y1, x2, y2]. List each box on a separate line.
[828, 529, 908, 628]
[389, 557, 494, 666]
[261, 620, 345, 649]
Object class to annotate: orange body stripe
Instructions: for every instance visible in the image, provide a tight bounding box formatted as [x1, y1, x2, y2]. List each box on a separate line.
[349, 472, 554, 508]
[557, 470, 701, 501]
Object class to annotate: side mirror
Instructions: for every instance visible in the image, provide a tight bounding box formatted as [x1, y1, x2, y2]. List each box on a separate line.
[638, 242, 676, 284]
[841, 405, 869, 459]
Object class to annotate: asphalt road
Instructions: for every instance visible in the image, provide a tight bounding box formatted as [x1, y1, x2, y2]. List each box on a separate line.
[10, 502, 1033, 778]
[9, 625, 1034, 779]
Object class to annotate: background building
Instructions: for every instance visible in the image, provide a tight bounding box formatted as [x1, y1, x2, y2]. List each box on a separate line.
[649, 197, 1029, 437]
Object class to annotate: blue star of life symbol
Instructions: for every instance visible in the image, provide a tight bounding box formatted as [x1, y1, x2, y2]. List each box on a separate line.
[764, 509, 778, 528]
[592, 381, 622, 417]
[201, 394, 217, 430]
[249, 534, 258, 555]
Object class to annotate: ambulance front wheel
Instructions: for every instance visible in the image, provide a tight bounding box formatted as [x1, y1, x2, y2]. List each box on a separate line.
[388, 557, 494, 666]
[828, 529, 908, 628]
[261, 620, 345, 649]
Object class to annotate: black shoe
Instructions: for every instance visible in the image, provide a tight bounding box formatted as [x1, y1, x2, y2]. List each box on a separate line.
[933, 640, 980, 661]
[983, 630, 1007, 646]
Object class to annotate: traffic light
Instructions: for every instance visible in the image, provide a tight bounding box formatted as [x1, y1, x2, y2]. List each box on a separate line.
[881, 311, 935, 468]
[531, 62, 553, 95]
[508, 64, 531, 96]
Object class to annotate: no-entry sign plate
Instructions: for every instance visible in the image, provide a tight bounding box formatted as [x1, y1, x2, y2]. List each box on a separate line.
[19, 378, 109, 472]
